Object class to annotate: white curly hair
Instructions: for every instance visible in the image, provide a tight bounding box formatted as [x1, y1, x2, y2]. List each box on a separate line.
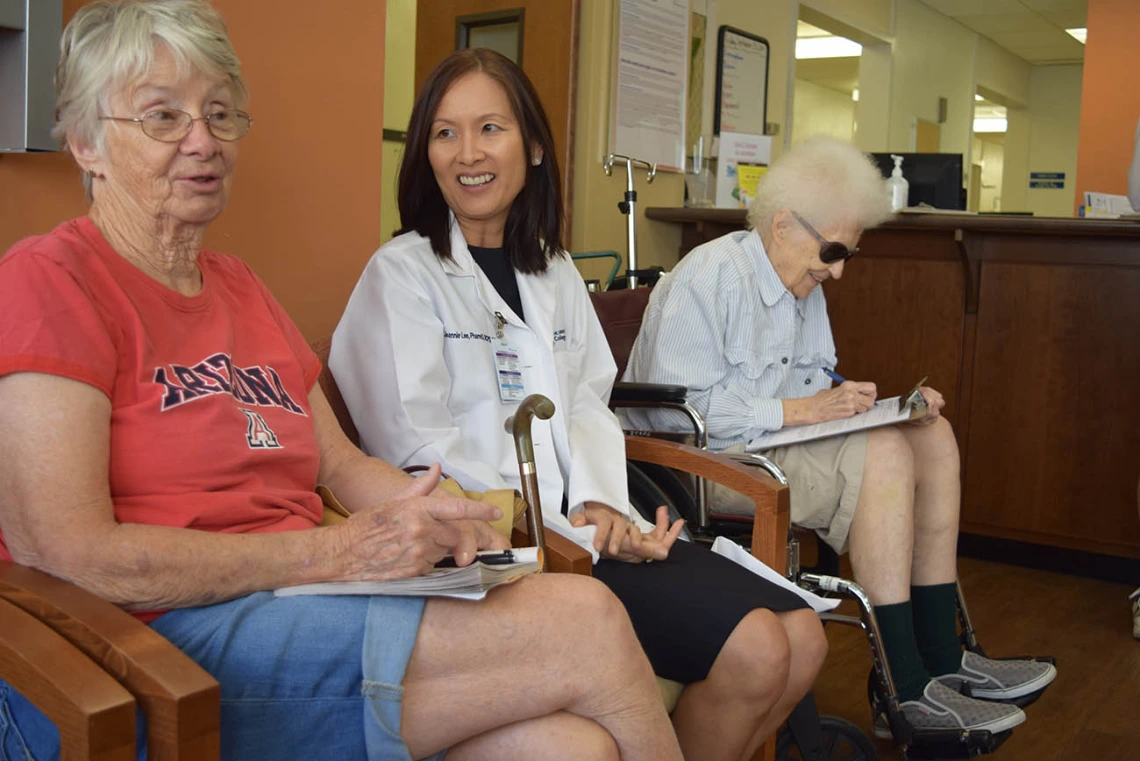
[746, 135, 893, 234]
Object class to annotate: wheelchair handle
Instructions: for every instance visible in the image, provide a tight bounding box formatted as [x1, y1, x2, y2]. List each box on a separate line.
[510, 395, 556, 570]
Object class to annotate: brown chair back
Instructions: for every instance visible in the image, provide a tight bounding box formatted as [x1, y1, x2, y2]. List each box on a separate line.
[310, 337, 361, 447]
[588, 287, 652, 379]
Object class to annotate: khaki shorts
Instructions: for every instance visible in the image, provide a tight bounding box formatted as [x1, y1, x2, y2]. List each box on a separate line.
[710, 431, 868, 554]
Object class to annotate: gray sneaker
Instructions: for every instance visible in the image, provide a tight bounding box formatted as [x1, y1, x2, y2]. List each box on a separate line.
[873, 680, 1026, 739]
[935, 651, 1056, 700]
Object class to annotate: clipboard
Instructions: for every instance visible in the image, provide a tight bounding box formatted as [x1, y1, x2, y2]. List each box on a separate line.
[744, 377, 931, 452]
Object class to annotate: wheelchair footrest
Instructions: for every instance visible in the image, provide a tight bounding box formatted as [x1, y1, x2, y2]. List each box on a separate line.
[904, 728, 1012, 759]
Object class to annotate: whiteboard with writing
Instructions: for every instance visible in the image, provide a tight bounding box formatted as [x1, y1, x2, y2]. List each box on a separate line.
[714, 26, 769, 135]
[611, 0, 689, 171]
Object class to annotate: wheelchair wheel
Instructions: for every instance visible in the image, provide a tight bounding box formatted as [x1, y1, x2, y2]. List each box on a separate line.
[775, 716, 878, 761]
[625, 461, 693, 542]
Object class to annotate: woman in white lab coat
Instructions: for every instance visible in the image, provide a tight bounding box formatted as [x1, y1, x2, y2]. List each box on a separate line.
[330, 49, 827, 761]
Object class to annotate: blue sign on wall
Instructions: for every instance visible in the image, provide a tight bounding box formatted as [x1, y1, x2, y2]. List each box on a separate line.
[1030, 171, 1065, 189]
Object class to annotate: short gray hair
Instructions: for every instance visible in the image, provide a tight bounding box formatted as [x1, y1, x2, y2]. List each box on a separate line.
[54, 0, 247, 199]
[746, 136, 892, 234]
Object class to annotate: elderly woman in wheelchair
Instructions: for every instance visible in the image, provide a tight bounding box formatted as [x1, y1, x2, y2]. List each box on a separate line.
[0, 3, 693, 759]
[623, 136, 1057, 740]
[330, 47, 830, 761]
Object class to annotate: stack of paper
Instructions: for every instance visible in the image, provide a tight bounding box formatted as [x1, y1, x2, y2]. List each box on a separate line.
[275, 547, 542, 601]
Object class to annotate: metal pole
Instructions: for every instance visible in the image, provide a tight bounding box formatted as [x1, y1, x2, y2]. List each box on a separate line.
[603, 154, 657, 289]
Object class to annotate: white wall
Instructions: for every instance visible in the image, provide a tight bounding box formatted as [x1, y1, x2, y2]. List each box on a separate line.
[1025, 65, 1083, 218]
[888, 0, 977, 161]
[975, 36, 1030, 108]
[792, 79, 855, 145]
[972, 135, 1005, 213]
[380, 0, 416, 245]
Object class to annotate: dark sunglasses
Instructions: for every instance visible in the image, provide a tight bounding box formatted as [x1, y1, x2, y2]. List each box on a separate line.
[792, 212, 858, 264]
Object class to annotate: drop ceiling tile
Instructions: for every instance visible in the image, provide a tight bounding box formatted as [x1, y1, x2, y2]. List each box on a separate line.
[1017, 0, 1086, 12]
[955, 11, 1051, 35]
[1042, 8, 1087, 27]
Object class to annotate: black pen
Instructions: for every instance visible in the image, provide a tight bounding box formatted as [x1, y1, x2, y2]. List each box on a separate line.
[434, 550, 517, 569]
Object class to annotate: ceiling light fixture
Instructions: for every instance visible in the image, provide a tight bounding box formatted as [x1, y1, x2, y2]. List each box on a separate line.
[795, 36, 862, 59]
[975, 94, 985, 102]
[1066, 28, 1087, 44]
[973, 117, 1008, 133]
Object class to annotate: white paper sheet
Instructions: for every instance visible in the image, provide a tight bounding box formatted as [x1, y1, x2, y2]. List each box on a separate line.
[711, 536, 840, 613]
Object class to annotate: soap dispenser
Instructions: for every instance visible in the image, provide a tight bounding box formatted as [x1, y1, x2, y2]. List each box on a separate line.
[887, 154, 909, 212]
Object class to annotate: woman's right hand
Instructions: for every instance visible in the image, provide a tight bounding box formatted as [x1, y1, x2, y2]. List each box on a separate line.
[810, 380, 876, 422]
[329, 463, 508, 580]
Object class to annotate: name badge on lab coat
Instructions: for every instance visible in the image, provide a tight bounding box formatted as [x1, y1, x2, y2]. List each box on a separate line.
[493, 337, 526, 403]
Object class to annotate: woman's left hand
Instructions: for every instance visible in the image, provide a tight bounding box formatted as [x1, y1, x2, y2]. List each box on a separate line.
[910, 386, 945, 426]
[570, 502, 684, 563]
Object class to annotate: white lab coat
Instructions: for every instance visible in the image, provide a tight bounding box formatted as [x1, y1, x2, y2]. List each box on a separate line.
[330, 221, 649, 560]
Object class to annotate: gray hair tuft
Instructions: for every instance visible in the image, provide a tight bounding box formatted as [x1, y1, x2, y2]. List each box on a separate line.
[746, 135, 893, 235]
[54, 0, 247, 200]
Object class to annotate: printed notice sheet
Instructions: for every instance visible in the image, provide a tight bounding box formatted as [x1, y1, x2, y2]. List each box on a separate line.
[745, 395, 924, 452]
[612, 0, 689, 170]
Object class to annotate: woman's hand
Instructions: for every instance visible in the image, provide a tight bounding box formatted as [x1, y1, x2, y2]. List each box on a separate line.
[570, 502, 684, 563]
[798, 382, 875, 426]
[909, 386, 945, 426]
[331, 463, 508, 580]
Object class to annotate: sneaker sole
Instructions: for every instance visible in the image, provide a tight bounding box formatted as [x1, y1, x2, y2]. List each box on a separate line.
[963, 662, 1057, 700]
[872, 708, 1026, 740]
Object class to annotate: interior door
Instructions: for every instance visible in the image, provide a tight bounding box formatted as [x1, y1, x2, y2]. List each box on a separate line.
[416, 0, 579, 238]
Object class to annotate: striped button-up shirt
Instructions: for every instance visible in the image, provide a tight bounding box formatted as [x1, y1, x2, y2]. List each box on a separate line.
[622, 229, 836, 450]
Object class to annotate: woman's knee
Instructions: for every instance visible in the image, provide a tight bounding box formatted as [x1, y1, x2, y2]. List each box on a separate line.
[780, 609, 828, 676]
[866, 427, 915, 481]
[914, 416, 960, 476]
[712, 609, 792, 701]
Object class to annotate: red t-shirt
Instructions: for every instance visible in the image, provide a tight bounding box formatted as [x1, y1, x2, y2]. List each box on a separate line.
[0, 218, 323, 618]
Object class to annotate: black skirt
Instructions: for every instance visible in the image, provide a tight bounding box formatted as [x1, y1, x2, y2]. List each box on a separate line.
[592, 539, 809, 684]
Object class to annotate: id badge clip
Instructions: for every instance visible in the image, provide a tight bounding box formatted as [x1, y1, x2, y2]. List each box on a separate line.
[493, 311, 526, 403]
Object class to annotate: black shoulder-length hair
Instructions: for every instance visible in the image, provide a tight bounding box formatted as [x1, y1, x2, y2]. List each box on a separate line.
[396, 48, 563, 275]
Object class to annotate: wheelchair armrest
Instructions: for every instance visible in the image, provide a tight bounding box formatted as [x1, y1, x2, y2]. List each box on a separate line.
[0, 596, 137, 760]
[610, 382, 688, 404]
[0, 561, 221, 761]
[622, 436, 791, 573]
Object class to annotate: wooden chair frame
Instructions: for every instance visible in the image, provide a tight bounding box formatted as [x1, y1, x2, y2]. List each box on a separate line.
[0, 338, 787, 761]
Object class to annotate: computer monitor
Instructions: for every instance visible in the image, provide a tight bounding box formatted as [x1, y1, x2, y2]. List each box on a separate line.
[871, 153, 965, 210]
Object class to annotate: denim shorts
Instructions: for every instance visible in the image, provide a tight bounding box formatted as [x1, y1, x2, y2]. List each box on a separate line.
[0, 592, 446, 761]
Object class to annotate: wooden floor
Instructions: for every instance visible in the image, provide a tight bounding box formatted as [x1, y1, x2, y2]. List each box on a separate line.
[807, 556, 1140, 761]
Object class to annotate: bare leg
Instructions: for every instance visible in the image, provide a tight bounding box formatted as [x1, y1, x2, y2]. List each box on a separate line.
[446, 712, 619, 761]
[899, 417, 960, 586]
[670, 608, 826, 761]
[400, 573, 682, 761]
[739, 609, 829, 761]
[847, 427, 916, 605]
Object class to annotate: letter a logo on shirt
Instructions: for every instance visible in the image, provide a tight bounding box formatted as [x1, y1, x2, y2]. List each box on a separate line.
[241, 409, 282, 449]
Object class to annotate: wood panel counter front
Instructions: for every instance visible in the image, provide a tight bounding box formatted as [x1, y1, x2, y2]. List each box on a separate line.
[645, 207, 1140, 561]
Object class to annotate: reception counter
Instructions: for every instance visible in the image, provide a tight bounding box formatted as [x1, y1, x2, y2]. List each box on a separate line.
[645, 207, 1140, 562]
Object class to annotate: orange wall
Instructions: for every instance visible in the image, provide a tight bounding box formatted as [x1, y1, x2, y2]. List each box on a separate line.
[0, 0, 386, 342]
[1074, 0, 1140, 210]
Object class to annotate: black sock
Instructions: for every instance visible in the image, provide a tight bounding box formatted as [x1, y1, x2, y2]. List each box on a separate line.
[875, 600, 930, 702]
[912, 582, 964, 677]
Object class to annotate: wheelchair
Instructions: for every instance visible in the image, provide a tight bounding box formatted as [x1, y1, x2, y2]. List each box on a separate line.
[590, 287, 1056, 761]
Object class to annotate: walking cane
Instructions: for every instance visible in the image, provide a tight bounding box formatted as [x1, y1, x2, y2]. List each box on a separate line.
[509, 394, 555, 571]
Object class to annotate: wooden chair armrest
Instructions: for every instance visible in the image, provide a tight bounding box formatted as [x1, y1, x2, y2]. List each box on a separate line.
[0, 596, 136, 761]
[0, 562, 220, 761]
[512, 527, 593, 576]
[623, 436, 791, 573]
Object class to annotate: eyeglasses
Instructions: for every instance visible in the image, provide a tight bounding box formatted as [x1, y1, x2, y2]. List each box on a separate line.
[792, 211, 857, 264]
[98, 108, 253, 142]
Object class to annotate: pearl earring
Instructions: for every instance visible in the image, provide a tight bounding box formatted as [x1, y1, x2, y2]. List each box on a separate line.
[532, 156, 542, 166]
